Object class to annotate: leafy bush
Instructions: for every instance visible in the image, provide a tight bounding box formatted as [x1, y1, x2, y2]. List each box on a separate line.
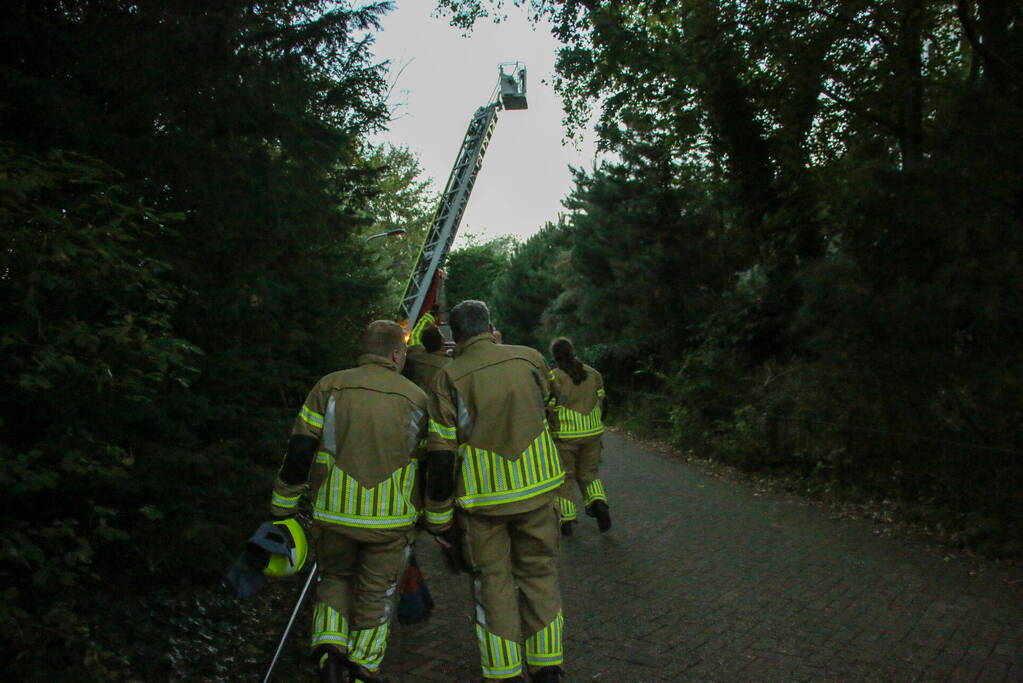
[0, 145, 200, 674]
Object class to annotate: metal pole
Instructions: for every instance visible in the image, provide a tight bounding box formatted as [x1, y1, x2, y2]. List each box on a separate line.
[364, 228, 407, 242]
[262, 561, 319, 683]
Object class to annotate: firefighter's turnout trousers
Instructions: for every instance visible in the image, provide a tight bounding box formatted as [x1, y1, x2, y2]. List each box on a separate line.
[310, 525, 413, 671]
[554, 434, 607, 522]
[461, 496, 564, 680]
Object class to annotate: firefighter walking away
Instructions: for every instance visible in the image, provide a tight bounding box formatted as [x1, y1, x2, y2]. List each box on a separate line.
[549, 337, 612, 535]
[268, 320, 427, 682]
[424, 300, 567, 682]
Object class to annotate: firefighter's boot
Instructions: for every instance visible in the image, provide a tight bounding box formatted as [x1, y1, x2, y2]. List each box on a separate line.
[585, 500, 612, 532]
[318, 650, 351, 683]
[560, 520, 574, 536]
[531, 666, 563, 682]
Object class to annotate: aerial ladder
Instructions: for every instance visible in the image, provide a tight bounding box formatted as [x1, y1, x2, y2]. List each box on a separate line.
[399, 62, 528, 333]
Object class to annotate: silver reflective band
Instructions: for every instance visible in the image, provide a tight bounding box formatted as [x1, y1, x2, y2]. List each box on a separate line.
[457, 474, 564, 508]
[313, 510, 419, 527]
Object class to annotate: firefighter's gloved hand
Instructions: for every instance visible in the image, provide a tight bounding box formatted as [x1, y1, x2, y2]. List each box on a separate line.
[432, 527, 469, 574]
[269, 509, 311, 528]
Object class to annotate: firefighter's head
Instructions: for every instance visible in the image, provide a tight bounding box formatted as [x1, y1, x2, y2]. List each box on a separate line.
[551, 336, 587, 384]
[364, 319, 408, 371]
[550, 337, 576, 362]
[421, 325, 444, 352]
[449, 300, 491, 343]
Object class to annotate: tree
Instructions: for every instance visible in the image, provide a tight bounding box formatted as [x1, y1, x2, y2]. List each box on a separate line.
[434, 0, 1023, 555]
[444, 234, 516, 309]
[491, 220, 570, 349]
[0, 1, 420, 675]
[359, 143, 440, 314]
[0, 145, 199, 671]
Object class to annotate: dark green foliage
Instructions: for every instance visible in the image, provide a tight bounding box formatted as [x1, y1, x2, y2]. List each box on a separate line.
[360, 144, 440, 314]
[0, 0, 418, 676]
[490, 220, 569, 348]
[443, 0, 1023, 555]
[0, 145, 200, 674]
[444, 235, 515, 310]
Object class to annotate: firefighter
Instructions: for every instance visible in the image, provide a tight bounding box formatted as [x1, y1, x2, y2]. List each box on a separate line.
[269, 320, 427, 683]
[404, 310, 451, 392]
[549, 337, 611, 535]
[424, 300, 566, 683]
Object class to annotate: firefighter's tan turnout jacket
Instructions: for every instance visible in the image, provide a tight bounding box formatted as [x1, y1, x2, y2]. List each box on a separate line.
[550, 364, 605, 439]
[271, 354, 428, 530]
[424, 333, 565, 530]
[407, 346, 450, 393]
[405, 312, 451, 392]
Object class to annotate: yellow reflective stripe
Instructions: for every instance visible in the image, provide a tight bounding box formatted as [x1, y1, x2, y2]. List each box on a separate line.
[525, 612, 564, 666]
[585, 479, 607, 504]
[458, 473, 563, 508]
[476, 623, 523, 678]
[271, 491, 300, 508]
[312, 456, 419, 528]
[300, 404, 324, 429]
[556, 425, 604, 438]
[456, 428, 564, 509]
[313, 509, 419, 527]
[311, 602, 349, 650]
[409, 312, 435, 346]
[596, 388, 606, 398]
[349, 623, 390, 670]
[553, 403, 603, 438]
[558, 496, 577, 521]
[429, 419, 457, 440]
[426, 508, 453, 524]
[546, 371, 558, 406]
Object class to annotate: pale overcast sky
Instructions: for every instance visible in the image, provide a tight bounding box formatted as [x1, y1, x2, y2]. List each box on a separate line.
[370, 1, 599, 246]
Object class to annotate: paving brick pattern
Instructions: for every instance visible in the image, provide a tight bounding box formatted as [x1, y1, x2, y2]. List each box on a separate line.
[275, 430, 1023, 681]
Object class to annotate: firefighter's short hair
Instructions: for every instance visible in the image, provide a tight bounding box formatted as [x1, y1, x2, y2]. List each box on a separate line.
[449, 300, 490, 343]
[363, 320, 406, 357]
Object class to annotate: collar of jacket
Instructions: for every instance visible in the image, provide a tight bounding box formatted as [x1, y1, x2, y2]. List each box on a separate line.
[454, 332, 495, 356]
[357, 353, 398, 371]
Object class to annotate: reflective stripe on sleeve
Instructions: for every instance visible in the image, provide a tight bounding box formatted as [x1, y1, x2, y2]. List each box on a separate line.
[271, 491, 301, 509]
[429, 419, 457, 441]
[300, 404, 324, 429]
[426, 508, 453, 525]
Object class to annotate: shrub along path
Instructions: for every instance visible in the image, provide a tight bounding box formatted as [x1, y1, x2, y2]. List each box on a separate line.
[248, 429, 1023, 681]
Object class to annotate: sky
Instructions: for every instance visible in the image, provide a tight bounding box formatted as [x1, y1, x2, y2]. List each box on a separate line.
[369, 1, 600, 247]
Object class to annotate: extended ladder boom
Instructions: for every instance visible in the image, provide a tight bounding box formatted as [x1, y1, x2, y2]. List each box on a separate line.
[399, 103, 500, 325]
[399, 62, 527, 328]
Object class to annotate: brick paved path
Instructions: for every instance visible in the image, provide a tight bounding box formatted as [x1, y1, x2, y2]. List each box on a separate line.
[379, 430, 1023, 682]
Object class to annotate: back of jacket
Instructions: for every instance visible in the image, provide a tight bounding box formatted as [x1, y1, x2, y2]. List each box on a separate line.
[551, 364, 605, 439]
[277, 354, 428, 530]
[426, 334, 564, 521]
[406, 345, 451, 393]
